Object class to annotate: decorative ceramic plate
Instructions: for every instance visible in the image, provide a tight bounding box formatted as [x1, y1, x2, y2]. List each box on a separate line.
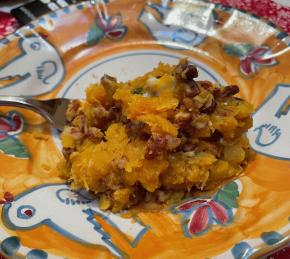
[0, 0, 289, 258]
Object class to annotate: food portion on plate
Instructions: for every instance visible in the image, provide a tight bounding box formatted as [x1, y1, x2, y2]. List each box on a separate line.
[60, 59, 255, 212]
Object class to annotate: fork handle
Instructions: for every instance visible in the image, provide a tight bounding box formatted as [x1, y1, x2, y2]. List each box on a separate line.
[0, 96, 53, 124]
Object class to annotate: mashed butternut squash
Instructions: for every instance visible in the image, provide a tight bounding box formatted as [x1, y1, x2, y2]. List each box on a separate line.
[60, 59, 255, 211]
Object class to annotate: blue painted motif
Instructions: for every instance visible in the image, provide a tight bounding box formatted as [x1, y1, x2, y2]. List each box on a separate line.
[261, 231, 284, 245]
[254, 123, 282, 147]
[139, 2, 214, 49]
[0, 38, 9, 44]
[26, 24, 35, 29]
[17, 205, 36, 219]
[62, 7, 70, 14]
[13, 31, 22, 37]
[277, 31, 288, 40]
[37, 18, 45, 24]
[248, 84, 290, 161]
[275, 95, 290, 119]
[26, 249, 48, 259]
[36, 60, 58, 84]
[231, 242, 254, 259]
[2, 183, 148, 257]
[1, 236, 20, 256]
[76, 4, 84, 10]
[56, 188, 92, 205]
[82, 209, 123, 257]
[49, 12, 57, 18]
[0, 35, 66, 96]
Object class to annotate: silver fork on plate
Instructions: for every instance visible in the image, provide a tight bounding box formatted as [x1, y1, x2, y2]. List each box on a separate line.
[0, 96, 71, 131]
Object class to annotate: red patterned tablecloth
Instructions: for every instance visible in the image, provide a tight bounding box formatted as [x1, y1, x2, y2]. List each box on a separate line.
[0, 0, 289, 258]
[213, 0, 290, 32]
[0, 11, 19, 39]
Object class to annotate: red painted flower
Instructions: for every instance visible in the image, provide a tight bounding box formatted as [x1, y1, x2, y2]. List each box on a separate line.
[95, 2, 127, 41]
[175, 198, 232, 235]
[96, 13, 127, 40]
[240, 46, 277, 76]
[0, 112, 24, 141]
[87, 5, 128, 45]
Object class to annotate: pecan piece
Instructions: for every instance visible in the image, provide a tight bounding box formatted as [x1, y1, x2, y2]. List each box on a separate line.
[174, 59, 198, 81]
[184, 81, 200, 98]
[184, 64, 198, 81]
[174, 111, 192, 128]
[101, 74, 117, 102]
[220, 85, 239, 98]
[145, 134, 167, 160]
[165, 135, 182, 151]
[66, 100, 81, 121]
[182, 143, 197, 152]
[200, 99, 217, 114]
[205, 130, 223, 142]
[198, 80, 212, 89]
[70, 127, 84, 140]
[126, 121, 150, 140]
[91, 104, 110, 128]
[87, 127, 103, 142]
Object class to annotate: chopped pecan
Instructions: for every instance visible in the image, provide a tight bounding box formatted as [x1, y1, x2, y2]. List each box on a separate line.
[87, 127, 103, 142]
[174, 111, 192, 128]
[131, 183, 146, 204]
[145, 134, 167, 160]
[70, 127, 84, 141]
[200, 99, 217, 114]
[126, 121, 150, 140]
[101, 74, 117, 102]
[165, 135, 182, 151]
[182, 97, 195, 111]
[91, 104, 110, 128]
[66, 100, 81, 121]
[182, 143, 197, 152]
[205, 130, 223, 142]
[78, 114, 89, 134]
[101, 74, 117, 85]
[109, 104, 128, 123]
[174, 59, 187, 80]
[184, 65, 198, 81]
[184, 81, 200, 98]
[198, 80, 212, 89]
[220, 85, 239, 98]
[213, 88, 221, 98]
[174, 59, 198, 81]
[93, 104, 110, 118]
[111, 156, 128, 170]
[205, 143, 221, 157]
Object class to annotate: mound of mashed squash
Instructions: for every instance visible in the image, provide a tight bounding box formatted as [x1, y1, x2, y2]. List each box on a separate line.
[60, 59, 255, 212]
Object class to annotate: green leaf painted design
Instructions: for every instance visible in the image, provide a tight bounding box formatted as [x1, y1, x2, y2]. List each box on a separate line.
[0, 137, 30, 158]
[223, 43, 253, 58]
[216, 181, 239, 208]
[86, 24, 105, 46]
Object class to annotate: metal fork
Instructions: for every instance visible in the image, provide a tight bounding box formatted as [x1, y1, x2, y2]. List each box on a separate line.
[0, 96, 71, 131]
